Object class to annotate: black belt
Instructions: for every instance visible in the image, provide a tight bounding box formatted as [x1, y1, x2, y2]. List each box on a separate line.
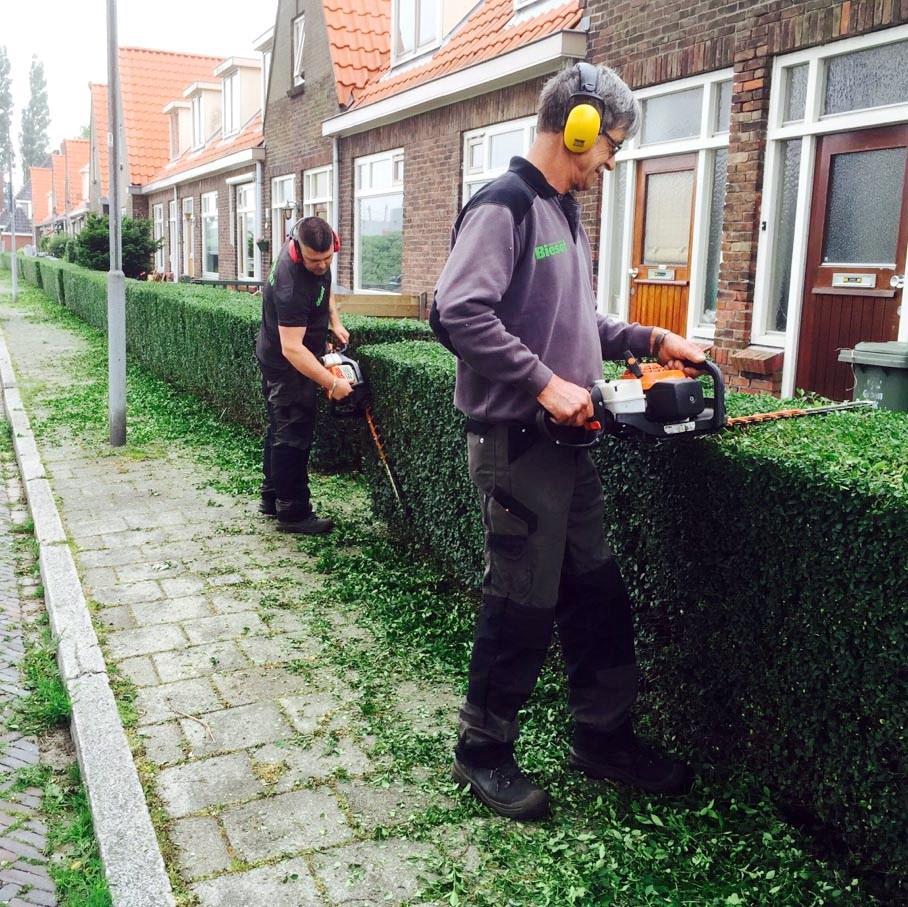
[465, 418, 537, 436]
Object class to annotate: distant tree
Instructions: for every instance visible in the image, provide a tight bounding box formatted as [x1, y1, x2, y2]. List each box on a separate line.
[0, 46, 12, 175]
[20, 57, 50, 174]
[74, 213, 160, 278]
[45, 232, 67, 258]
[79, 124, 90, 140]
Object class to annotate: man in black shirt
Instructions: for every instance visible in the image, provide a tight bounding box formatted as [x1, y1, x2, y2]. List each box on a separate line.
[255, 216, 353, 533]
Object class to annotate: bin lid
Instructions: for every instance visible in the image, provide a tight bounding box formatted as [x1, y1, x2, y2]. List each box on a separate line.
[838, 341, 908, 368]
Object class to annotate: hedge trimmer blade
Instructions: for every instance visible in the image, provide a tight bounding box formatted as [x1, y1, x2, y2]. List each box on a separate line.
[364, 406, 406, 511]
[725, 399, 877, 429]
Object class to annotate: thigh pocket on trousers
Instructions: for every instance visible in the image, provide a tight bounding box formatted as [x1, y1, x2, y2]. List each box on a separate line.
[485, 493, 535, 602]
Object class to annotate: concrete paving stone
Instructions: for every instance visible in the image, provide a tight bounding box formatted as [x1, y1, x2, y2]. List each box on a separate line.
[393, 681, 462, 738]
[0, 864, 56, 892]
[212, 665, 314, 708]
[160, 576, 207, 598]
[157, 752, 263, 818]
[135, 677, 223, 726]
[116, 560, 185, 583]
[95, 604, 137, 631]
[77, 546, 152, 569]
[279, 692, 346, 736]
[80, 566, 119, 591]
[131, 594, 213, 627]
[74, 533, 108, 552]
[182, 702, 293, 758]
[237, 634, 319, 666]
[152, 641, 249, 684]
[182, 612, 268, 646]
[192, 857, 320, 906]
[25, 478, 65, 544]
[311, 838, 436, 906]
[254, 738, 372, 790]
[220, 788, 351, 861]
[137, 721, 186, 766]
[69, 514, 130, 537]
[205, 573, 245, 589]
[207, 592, 260, 615]
[117, 655, 159, 687]
[259, 610, 308, 635]
[337, 781, 450, 833]
[0, 834, 44, 862]
[89, 580, 164, 608]
[105, 623, 188, 660]
[170, 816, 233, 882]
[123, 510, 190, 531]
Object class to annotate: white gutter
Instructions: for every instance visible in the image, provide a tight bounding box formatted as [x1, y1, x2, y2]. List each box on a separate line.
[140, 147, 265, 195]
[323, 30, 587, 138]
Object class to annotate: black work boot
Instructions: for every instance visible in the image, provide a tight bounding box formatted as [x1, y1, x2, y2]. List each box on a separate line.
[275, 501, 334, 534]
[259, 494, 277, 517]
[569, 721, 692, 796]
[452, 742, 550, 821]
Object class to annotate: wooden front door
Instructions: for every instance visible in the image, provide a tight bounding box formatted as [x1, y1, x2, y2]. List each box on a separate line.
[629, 154, 697, 335]
[796, 125, 908, 400]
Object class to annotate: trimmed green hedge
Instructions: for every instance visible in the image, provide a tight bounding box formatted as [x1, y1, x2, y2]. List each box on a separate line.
[358, 340, 907, 894]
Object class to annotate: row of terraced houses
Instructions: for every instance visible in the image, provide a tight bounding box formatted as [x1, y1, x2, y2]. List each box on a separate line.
[11, 0, 908, 400]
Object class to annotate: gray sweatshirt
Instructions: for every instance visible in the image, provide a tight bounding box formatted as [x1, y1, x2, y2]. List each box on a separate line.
[435, 156, 652, 423]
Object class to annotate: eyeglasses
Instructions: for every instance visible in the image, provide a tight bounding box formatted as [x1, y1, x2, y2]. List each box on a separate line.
[602, 132, 623, 156]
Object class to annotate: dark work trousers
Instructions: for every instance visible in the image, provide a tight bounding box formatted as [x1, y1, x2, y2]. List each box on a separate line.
[459, 423, 638, 752]
[260, 369, 318, 517]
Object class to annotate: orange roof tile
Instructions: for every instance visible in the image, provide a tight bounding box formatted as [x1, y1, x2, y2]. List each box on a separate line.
[351, 0, 582, 108]
[323, 0, 390, 106]
[145, 113, 263, 186]
[29, 167, 52, 225]
[49, 152, 66, 219]
[90, 83, 110, 198]
[61, 138, 90, 212]
[118, 47, 223, 185]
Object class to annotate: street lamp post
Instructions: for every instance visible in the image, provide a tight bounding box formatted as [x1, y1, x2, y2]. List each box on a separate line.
[7, 154, 17, 303]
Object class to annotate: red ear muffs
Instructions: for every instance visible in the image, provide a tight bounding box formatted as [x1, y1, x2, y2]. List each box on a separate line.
[288, 239, 302, 264]
[332, 231, 341, 253]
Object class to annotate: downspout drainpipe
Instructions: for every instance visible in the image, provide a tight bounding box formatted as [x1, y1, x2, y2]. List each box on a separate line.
[332, 137, 340, 234]
[173, 185, 181, 282]
[254, 160, 263, 282]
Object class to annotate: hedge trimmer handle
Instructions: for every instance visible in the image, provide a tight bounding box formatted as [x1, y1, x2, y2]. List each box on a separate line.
[685, 359, 725, 433]
[535, 384, 607, 448]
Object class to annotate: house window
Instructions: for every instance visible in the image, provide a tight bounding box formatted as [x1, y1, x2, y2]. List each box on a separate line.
[236, 183, 256, 279]
[223, 72, 240, 135]
[191, 95, 204, 149]
[182, 197, 195, 277]
[354, 149, 404, 292]
[168, 200, 178, 275]
[292, 15, 305, 87]
[270, 175, 295, 246]
[303, 165, 333, 224]
[152, 204, 165, 271]
[201, 191, 218, 278]
[599, 70, 733, 337]
[462, 116, 536, 202]
[393, 0, 439, 62]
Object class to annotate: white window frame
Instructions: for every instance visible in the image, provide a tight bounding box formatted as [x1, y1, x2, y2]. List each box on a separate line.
[261, 48, 272, 111]
[462, 116, 537, 203]
[191, 95, 204, 149]
[182, 197, 194, 276]
[236, 183, 256, 279]
[391, 0, 441, 66]
[751, 24, 908, 397]
[152, 203, 165, 271]
[168, 199, 178, 275]
[201, 191, 219, 279]
[303, 165, 334, 225]
[222, 71, 240, 136]
[270, 174, 296, 246]
[292, 14, 306, 87]
[598, 68, 734, 342]
[354, 148, 404, 294]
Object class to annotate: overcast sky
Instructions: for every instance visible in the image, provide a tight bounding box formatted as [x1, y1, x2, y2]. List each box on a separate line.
[6, 0, 277, 186]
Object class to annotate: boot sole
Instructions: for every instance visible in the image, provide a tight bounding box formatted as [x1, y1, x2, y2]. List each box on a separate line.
[451, 759, 550, 822]
[568, 750, 691, 796]
[276, 522, 334, 534]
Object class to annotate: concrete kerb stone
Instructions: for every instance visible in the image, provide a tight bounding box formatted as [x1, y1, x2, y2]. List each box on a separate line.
[0, 327, 176, 907]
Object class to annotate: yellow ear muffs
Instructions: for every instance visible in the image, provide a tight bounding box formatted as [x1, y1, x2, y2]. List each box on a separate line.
[563, 102, 602, 153]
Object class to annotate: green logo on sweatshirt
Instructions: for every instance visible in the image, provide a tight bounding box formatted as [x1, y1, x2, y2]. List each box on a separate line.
[534, 240, 568, 260]
[315, 286, 325, 307]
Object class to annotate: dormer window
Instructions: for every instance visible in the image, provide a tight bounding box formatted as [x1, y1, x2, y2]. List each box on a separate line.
[292, 14, 305, 87]
[393, 0, 440, 63]
[223, 71, 240, 136]
[191, 95, 204, 149]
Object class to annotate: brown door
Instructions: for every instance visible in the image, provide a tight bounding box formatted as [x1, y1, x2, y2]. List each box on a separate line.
[629, 154, 697, 335]
[796, 125, 908, 400]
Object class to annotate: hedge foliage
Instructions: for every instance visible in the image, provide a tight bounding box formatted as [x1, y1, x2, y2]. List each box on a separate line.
[358, 340, 907, 894]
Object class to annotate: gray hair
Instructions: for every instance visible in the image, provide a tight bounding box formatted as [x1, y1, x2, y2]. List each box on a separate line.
[537, 63, 641, 139]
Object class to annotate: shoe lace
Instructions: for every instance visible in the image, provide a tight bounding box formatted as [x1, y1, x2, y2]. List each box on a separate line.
[490, 760, 523, 791]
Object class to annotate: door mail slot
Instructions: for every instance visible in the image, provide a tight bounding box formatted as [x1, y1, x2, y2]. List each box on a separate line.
[647, 267, 676, 281]
[831, 272, 877, 289]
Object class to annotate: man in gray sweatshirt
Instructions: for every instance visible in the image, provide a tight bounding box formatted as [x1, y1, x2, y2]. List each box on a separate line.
[434, 63, 706, 821]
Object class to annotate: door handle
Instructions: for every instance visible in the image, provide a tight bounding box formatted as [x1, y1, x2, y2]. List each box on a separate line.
[628, 268, 639, 278]
[890, 274, 905, 290]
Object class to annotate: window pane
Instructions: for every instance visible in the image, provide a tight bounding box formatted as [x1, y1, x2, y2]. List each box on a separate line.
[643, 169, 694, 263]
[783, 64, 808, 122]
[702, 149, 728, 325]
[768, 139, 802, 333]
[316, 171, 329, 198]
[489, 130, 524, 170]
[714, 81, 732, 133]
[824, 40, 908, 116]
[358, 192, 403, 291]
[822, 146, 906, 264]
[418, 0, 437, 47]
[396, 0, 416, 56]
[606, 162, 628, 316]
[204, 216, 218, 274]
[469, 141, 483, 171]
[371, 157, 392, 188]
[641, 87, 702, 145]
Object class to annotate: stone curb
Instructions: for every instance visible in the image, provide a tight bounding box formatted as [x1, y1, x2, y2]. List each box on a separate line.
[0, 326, 176, 907]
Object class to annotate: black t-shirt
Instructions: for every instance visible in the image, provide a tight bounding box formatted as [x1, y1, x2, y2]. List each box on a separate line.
[255, 241, 332, 373]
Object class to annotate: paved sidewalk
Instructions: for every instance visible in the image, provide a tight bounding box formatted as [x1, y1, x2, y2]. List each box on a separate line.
[0, 297, 449, 903]
[0, 418, 57, 907]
